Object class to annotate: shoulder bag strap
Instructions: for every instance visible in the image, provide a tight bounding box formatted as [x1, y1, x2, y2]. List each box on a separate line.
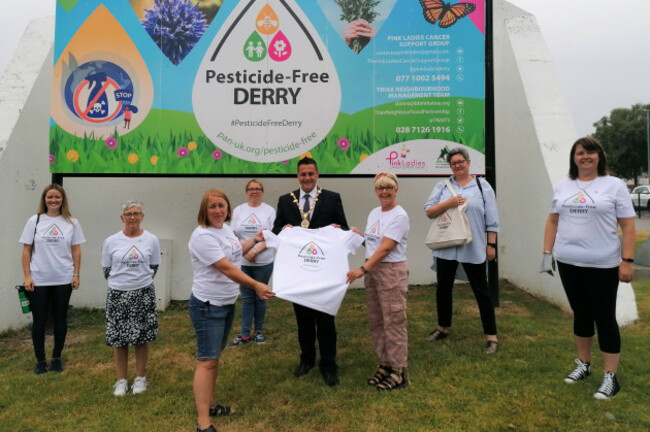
[30, 214, 41, 261]
[475, 177, 487, 230]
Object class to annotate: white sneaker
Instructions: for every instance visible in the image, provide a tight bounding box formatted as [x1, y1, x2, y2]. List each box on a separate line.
[132, 376, 148, 394]
[113, 379, 128, 397]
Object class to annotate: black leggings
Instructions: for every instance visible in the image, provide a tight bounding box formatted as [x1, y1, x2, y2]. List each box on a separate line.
[26, 284, 73, 362]
[435, 258, 497, 335]
[557, 262, 620, 354]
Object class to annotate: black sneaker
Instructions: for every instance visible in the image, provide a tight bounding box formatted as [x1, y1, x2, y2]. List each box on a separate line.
[594, 372, 620, 399]
[50, 358, 63, 373]
[564, 358, 591, 383]
[34, 361, 48, 375]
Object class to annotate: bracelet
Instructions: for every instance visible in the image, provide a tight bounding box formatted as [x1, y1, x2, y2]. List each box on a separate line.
[360, 265, 369, 274]
[621, 258, 634, 263]
[487, 242, 497, 248]
[73, 273, 80, 277]
[543, 251, 552, 255]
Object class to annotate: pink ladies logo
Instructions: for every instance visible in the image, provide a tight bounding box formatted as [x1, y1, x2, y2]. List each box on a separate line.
[386, 144, 427, 169]
[243, 4, 292, 63]
[122, 246, 146, 267]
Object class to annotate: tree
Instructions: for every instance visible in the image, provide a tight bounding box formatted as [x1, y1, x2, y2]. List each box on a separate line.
[593, 103, 650, 185]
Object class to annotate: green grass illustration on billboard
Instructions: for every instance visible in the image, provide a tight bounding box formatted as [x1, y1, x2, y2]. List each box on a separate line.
[50, 0, 486, 175]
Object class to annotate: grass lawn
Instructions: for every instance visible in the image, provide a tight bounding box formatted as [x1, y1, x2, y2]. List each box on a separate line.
[1, 281, 649, 431]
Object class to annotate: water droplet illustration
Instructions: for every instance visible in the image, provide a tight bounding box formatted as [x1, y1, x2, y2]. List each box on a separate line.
[244, 32, 267, 62]
[269, 31, 292, 62]
[193, 0, 341, 163]
[51, 5, 153, 139]
[256, 4, 280, 35]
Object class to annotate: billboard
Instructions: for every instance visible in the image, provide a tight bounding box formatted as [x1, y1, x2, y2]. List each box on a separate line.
[50, 0, 485, 175]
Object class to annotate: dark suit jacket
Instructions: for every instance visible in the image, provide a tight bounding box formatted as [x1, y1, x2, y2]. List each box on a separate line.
[272, 188, 349, 234]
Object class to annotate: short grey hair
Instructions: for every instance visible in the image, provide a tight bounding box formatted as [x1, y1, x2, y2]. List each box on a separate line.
[446, 147, 470, 164]
[121, 200, 144, 213]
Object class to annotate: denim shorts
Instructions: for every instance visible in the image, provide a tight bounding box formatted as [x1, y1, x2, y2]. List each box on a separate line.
[189, 294, 235, 360]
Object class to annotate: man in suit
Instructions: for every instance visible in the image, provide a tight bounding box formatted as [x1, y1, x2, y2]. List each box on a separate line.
[273, 157, 349, 387]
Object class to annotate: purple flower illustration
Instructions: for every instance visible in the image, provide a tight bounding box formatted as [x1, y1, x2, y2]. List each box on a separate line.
[177, 147, 189, 157]
[212, 150, 222, 160]
[142, 0, 207, 65]
[49, 154, 55, 164]
[337, 138, 350, 150]
[105, 137, 118, 150]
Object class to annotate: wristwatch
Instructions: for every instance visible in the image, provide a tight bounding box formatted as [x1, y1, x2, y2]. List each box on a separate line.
[487, 242, 497, 248]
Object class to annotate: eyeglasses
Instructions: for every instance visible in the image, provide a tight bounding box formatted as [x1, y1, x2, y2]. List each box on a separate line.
[450, 160, 467, 167]
[246, 188, 263, 192]
[375, 186, 395, 191]
[123, 212, 142, 218]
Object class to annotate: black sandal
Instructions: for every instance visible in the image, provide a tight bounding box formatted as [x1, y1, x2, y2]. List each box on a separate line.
[376, 371, 409, 391]
[209, 404, 234, 417]
[367, 365, 392, 386]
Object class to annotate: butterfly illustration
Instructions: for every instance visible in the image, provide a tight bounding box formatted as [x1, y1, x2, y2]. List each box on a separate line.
[419, 0, 476, 28]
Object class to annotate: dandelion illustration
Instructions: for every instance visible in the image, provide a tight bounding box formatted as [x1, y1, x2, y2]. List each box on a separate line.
[105, 137, 118, 149]
[178, 147, 190, 157]
[49, 154, 55, 164]
[188, 141, 197, 151]
[360, 153, 369, 161]
[335, 0, 380, 54]
[337, 138, 350, 150]
[282, 160, 288, 165]
[66, 150, 79, 162]
[300, 152, 313, 159]
[212, 150, 222, 160]
[150, 156, 159, 165]
[128, 153, 139, 164]
[141, 0, 208, 65]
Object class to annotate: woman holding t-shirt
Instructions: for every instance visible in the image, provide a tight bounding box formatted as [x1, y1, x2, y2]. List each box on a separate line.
[19, 184, 85, 374]
[542, 137, 635, 400]
[102, 200, 160, 397]
[189, 189, 274, 432]
[347, 172, 410, 391]
[228, 179, 275, 346]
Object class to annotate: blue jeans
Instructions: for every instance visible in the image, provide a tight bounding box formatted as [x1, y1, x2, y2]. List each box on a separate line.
[239, 263, 273, 337]
[188, 294, 235, 360]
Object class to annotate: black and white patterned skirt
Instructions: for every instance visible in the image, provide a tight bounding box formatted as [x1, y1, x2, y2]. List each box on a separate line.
[105, 284, 158, 347]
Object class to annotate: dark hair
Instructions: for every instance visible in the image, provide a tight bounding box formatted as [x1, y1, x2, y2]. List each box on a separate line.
[37, 184, 73, 223]
[197, 189, 232, 227]
[568, 136, 608, 179]
[297, 157, 318, 172]
[446, 147, 470, 164]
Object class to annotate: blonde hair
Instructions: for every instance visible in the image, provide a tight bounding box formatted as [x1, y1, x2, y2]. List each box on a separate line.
[374, 172, 398, 189]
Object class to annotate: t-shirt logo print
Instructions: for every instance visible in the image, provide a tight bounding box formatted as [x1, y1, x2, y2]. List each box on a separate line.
[298, 242, 326, 271]
[42, 224, 65, 245]
[243, 214, 262, 232]
[368, 222, 380, 236]
[562, 191, 595, 224]
[122, 246, 146, 268]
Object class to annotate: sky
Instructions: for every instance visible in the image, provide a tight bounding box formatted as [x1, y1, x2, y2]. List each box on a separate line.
[1, 0, 649, 137]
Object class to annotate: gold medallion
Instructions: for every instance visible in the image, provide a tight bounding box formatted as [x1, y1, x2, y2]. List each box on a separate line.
[301, 219, 310, 228]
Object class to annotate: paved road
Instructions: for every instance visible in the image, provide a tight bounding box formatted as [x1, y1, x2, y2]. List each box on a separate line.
[634, 213, 650, 231]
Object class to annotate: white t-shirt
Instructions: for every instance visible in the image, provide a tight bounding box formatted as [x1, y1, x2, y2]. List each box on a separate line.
[230, 202, 276, 266]
[263, 226, 364, 316]
[188, 225, 242, 306]
[364, 205, 410, 262]
[19, 214, 86, 285]
[550, 176, 635, 268]
[101, 230, 161, 291]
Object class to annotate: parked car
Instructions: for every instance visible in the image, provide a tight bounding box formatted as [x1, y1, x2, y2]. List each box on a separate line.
[630, 185, 650, 210]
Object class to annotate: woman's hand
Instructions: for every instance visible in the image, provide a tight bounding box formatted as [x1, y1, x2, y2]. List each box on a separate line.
[254, 229, 266, 242]
[619, 261, 634, 283]
[254, 283, 274, 300]
[24, 276, 35, 292]
[486, 246, 496, 261]
[71, 275, 80, 290]
[445, 195, 466, 208]
[346, 268, 365, 284]
[343, 19, 377, 45]
[350, 226, 363, 236]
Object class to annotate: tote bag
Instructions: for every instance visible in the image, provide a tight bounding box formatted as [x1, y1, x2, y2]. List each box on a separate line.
[425, 180, 472, 250]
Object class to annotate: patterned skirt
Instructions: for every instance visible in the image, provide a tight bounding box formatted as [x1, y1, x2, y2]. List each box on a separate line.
[105, 284, 158, 347]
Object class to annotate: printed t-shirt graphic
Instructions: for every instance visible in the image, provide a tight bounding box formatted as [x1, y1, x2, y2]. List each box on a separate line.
[263, 226, 363, 315]
[101, 230, 161, 291]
